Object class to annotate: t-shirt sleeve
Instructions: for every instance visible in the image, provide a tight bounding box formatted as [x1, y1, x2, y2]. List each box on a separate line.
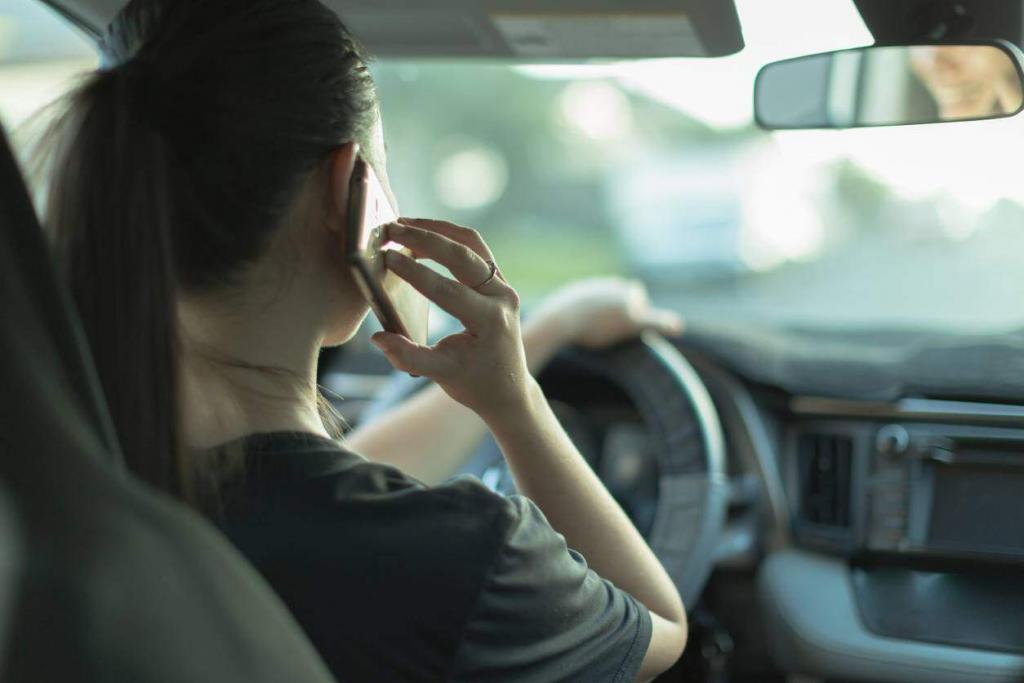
[449, 494, 653, 683]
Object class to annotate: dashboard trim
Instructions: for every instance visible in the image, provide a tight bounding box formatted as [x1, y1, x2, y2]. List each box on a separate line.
[791, 396, 1024, 425]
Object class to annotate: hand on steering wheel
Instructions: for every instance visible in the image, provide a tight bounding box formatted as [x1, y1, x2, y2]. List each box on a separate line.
[526, 277, 684, 351]
[370, 218, 534, 421]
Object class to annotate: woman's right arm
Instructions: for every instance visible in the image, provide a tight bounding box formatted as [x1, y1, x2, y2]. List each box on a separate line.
[483, 382, 687, 682]
[371, 218, 687, 681]
[482, 379, 687, 681]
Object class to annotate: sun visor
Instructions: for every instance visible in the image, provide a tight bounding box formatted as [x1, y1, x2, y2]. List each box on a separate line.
[45, 0, 744, 59]
[332, 0, 744, 58]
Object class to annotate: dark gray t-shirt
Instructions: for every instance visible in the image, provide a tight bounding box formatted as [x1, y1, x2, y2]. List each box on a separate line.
[213, 432, 651, 683]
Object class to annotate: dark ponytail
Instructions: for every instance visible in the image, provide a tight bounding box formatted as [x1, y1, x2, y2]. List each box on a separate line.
[41, 0, 377, 500]
[46, 67, 185, 495]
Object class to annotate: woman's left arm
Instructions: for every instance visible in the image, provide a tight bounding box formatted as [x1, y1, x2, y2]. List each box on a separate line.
[345, 278, 682, 484]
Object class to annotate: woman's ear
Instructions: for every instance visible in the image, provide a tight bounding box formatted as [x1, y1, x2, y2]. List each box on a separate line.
[326, 142, 360, 234]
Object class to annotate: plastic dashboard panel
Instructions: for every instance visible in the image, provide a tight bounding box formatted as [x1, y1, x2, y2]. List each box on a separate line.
[851, 566, 1024, 655]
[758, 550, 1024, 683]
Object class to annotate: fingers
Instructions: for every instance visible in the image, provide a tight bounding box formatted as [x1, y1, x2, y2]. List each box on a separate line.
[383, 250, 485, 325]
[641, 309, 685, 337]
[398, 218, 496, 262]
[623, 279, 683, 337]
[370, 332, 452, 378]
[387, 222, 494, 289]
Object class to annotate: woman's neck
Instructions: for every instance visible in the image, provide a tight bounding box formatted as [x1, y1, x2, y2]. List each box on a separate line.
[177, 285, 330, 450]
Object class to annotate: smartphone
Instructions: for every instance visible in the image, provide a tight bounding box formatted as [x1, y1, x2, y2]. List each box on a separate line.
[346, 158, 429, 345]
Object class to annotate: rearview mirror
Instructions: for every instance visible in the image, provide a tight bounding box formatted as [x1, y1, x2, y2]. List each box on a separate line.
[755, 42, 1024, 130]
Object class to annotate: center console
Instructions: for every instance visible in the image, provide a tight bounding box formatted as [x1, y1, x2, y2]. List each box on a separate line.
[785, 408, 1024, 564]
[866, 424, 1024, 562]
[761, 400, 1024, 680]
[777, 400, 1024, 659]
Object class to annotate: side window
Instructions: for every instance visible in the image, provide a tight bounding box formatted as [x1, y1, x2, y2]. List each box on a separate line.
[0, 0, 97, 156]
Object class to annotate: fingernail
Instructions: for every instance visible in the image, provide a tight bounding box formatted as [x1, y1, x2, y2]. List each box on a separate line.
[370, 332, 389, 349]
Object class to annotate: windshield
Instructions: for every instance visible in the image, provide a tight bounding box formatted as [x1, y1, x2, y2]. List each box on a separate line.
[0, 1, 95, 137]
[373, 0, 1024, 334]
[5, 0, 1024, 334]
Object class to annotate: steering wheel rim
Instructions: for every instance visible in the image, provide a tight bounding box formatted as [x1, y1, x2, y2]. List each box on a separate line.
[365, 332, 728, 606]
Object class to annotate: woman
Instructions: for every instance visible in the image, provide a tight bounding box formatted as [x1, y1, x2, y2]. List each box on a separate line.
[43, 0, 688, 680]
[910, 45, 1024, 120]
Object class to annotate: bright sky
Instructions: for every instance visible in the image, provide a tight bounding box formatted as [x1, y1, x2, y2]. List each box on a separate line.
[524, 0, 1024, 209]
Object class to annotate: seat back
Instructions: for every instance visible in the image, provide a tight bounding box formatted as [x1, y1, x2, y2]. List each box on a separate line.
[0, 125, 336, 682]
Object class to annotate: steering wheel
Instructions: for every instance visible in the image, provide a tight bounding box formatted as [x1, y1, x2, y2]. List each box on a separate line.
[365, 332, 728, 606]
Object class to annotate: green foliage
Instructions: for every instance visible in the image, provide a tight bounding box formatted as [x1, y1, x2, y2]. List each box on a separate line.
[829, 158, 893, 229]
[372, 62, 749, 300]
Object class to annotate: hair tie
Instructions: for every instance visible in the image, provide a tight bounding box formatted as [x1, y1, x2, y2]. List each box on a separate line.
[108, 56, 166, 121]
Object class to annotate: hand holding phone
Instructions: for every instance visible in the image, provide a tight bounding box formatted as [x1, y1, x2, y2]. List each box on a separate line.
[369, 218, 533, 420]
[346, 159, 429, 345]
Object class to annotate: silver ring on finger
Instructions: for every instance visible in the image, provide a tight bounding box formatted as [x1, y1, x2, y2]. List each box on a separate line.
[473, 260, 500, 291]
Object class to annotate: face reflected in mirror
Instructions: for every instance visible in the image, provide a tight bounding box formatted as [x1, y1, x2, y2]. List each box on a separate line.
[756, 43, 1024, 130]
[909, 45, 1024, 120]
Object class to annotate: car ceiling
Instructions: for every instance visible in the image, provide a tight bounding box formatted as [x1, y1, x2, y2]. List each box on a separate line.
[854, 0, 1023, 47]
[45, 0, 745, 58]
[38, 0, 1024, 62]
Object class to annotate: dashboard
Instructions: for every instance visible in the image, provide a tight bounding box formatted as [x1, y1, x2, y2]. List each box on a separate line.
[691, 352, 1024, 683]
[322, 329, 1024, 682]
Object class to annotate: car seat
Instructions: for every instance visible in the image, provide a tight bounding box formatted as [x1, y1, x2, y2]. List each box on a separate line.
[0, 123, 337, 683]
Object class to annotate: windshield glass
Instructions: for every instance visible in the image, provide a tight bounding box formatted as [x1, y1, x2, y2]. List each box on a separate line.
[0, 0, 95, 144]
[374, 0, 1024, 334]
[6, 0, 1023, 334]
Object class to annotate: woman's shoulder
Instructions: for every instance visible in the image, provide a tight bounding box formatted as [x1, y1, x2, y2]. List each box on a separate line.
[217, 430, 514, 547]
[211, 433, 526, 680]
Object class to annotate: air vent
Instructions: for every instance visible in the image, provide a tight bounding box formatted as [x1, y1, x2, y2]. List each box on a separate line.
[797, 433, 853, 528]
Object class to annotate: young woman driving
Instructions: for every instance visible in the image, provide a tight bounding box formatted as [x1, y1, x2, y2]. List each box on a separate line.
[43, 0, 688, 680]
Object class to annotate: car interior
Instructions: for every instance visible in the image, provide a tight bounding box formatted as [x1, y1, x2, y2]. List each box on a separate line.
[2, 0, 1024, 682]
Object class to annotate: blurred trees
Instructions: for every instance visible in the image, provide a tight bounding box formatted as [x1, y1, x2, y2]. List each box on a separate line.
[373, 62, 747, 298]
